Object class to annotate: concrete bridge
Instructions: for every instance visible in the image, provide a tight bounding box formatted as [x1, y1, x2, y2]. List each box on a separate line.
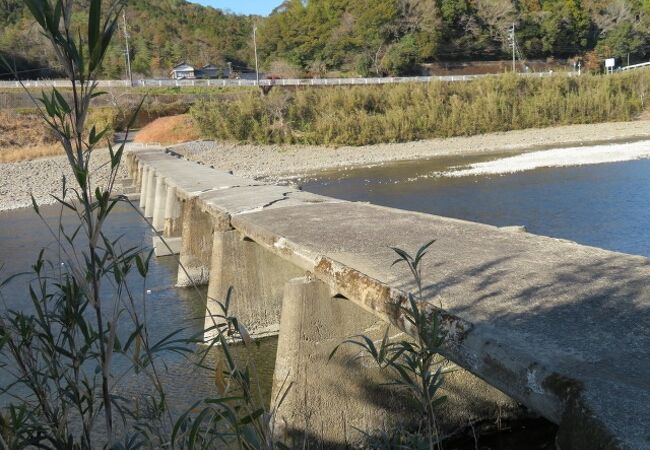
[124, 148, 649, 449]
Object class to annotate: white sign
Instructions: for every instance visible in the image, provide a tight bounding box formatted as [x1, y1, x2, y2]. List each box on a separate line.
[605, 58, 616, 68]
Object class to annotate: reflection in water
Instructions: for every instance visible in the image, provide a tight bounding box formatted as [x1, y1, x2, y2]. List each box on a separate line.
[0, 203, 277, 416]
[301, 157, 650, 258]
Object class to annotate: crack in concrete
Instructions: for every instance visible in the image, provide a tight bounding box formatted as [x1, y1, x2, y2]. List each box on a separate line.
[261, 192, 294, 209]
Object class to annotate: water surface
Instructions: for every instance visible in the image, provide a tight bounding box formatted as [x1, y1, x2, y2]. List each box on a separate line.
[0, 203, 277, 415]
[301, 156, 650, 257]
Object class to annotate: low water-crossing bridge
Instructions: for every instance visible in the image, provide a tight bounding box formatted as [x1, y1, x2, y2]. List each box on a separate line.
[124, 148, 649, 449]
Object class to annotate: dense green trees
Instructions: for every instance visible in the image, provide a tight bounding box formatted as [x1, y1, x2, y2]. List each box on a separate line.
[258, 0, 650, 75]
[1, 0, 650, 79]
[0, 0, 254, 79]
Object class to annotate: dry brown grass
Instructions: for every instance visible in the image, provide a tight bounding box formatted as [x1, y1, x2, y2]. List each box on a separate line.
[134, 114, 201, 145]
[0, 111, 57, 147]
[0, 144, 64, 163]
[0, 111, 64, 163]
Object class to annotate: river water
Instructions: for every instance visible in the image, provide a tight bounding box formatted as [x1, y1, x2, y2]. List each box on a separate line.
[0, 203, 277, 418]
[300, 149, 650, 258]
[1, 142, 649, 447]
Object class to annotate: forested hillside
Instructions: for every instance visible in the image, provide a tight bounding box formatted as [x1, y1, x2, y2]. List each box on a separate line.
[1, 0, 650, 79]
[0, 0, 253, 78]
[260, 0, 650, 75]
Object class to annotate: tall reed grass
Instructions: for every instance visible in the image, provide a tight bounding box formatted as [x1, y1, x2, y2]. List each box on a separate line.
[191, 72, 650, 146]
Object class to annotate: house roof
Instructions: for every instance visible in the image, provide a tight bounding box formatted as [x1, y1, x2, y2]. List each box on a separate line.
[172, 63, 194, 71]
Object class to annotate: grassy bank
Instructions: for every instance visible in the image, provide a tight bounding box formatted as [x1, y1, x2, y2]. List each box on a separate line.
[0, 98, 191, 163]
[191, 72, 650, 146]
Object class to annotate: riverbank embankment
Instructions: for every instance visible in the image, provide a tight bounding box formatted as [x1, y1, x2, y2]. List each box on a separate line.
[2, 119, 650, 212]
[173, 119, 650, 179]
[0, 148, 129, 211]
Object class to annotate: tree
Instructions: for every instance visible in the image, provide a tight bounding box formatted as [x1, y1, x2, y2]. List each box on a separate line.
[595, 22, 644, 59]
[381, 33, 419, 75]
[540, 0, 593, 55]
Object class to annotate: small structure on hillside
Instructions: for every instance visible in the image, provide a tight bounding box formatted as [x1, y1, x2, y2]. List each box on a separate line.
[170, 63, 196, 80]
[199, 64, 221, 79]
[170, 62, 231, 80]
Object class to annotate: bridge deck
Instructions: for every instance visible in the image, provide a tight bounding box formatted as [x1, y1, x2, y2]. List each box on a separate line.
[132, 149, 650, 450]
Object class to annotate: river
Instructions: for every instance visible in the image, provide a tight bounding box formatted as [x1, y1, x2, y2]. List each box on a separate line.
[300, 150, 650, 258]
[1, 142, 649, 447]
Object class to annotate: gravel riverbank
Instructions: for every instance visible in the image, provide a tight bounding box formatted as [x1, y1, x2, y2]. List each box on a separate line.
[0, 149, 128, 212]
[2, 120, 650, 212]
[172, 120, 650, 180]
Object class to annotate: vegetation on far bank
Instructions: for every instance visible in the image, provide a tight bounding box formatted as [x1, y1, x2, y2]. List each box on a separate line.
[2, 0, 650, 80]
[191, 71, 650, 146]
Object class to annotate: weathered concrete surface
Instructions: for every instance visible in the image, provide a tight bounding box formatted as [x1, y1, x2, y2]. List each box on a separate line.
[152, 236, 182, 257]
[206, 229, 305, 338]
[176, 197, 220, 287]
[233, 202, 650, 450]
[129, 149, 650, 449]
[272, 277, 522, 446]
[272, 277, 413, 445]
[163, 186, 182, 238]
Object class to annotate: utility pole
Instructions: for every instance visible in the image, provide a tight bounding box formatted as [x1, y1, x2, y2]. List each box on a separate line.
[253, 25, 260, 86]
[511, 23, 516, 73]
[123, 10, 133, 86]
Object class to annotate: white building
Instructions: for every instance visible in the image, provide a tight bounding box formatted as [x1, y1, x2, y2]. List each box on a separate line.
[170, 63, 196, 80]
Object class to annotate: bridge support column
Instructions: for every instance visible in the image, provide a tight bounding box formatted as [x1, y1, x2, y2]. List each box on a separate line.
[150, 177, 181, 256]
[176, 198, 219, 287]
[271, 277, 526, 446]
[139, 166, 150, 209]
[204, 230, 304, 341]
[144, 172, 157, 218]
[271, 277, 412, 446]
[152, 176, 167, 231]
[127, 153, 137, 179]
[153, 186, 183, 257]
[134, 161, 143, 189]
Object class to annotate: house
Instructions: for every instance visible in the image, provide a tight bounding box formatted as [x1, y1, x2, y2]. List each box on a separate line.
[170, 63, 196, 80]
[198, 64, 221, 79]
[170, 62, 231, 79]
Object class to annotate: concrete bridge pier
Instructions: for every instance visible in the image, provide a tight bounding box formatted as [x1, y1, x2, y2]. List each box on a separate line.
[204, 230, 304, 341]
[144, 171, 157, 218]
[176, 198, 219, 287]
[126, 153, 137, 180]
[132, 160, 142, 189]
[150, 177, 183, 257]
[163, 186, 182, 238]
[271, 277, 413, 447]
[151, 185, 183, 257]
[139, 165, 150, 209]
[152, 176, 167, 231]
[271, 277, 527, 447]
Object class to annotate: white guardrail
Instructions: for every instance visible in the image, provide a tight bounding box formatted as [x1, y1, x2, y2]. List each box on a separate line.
[0, 72, 559, 89]
[621, 61, 650, 71]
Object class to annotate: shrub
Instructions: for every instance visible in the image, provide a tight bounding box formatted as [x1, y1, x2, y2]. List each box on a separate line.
[191, 71, 650, 146]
